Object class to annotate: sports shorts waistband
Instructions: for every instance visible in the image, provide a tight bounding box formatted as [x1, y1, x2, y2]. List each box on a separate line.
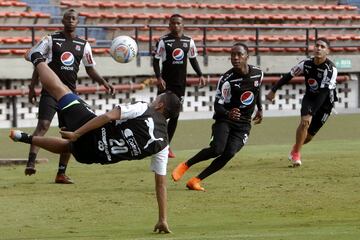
[58, 93, 80, 110]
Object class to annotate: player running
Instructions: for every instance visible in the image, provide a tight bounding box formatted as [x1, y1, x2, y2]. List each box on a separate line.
[172, 43, 263, 191]
[266, 37, 338, 167]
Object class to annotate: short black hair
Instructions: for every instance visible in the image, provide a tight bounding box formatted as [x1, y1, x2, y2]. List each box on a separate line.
[233, 42, 249, 54]
[160, 91, 181, 119]
[316, 37, 330, 47]
[63, 8, 78, 18]
[170, 14, 184, 21]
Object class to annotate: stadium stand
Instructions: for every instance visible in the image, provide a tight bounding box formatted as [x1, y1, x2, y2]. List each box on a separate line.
[0, 0, 359, 127]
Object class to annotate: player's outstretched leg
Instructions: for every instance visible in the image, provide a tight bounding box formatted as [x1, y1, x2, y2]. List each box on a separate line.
[10, 130, 71, 154]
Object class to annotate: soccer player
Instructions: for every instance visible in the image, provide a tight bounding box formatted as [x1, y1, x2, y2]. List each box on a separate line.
[11, 52, 181, 233]
[265, 37, 338, 167]
[26, 9, 113, 183]
[153, 14, 206, 158]
[172, 43, 263, 191]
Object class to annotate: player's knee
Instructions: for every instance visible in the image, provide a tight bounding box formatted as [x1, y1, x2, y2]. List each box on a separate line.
[222, 150, 236, 160]
[211, 145, 225, 157]
[300, 119, 310, 130]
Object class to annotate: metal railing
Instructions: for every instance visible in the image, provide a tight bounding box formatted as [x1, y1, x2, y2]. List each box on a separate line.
[1, 24, 360, 65]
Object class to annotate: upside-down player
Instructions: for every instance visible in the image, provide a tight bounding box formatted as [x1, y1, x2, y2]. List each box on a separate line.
[10, 50, 181, 233]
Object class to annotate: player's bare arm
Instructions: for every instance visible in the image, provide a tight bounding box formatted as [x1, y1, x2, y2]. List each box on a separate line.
[252, 110, 263, 125]
[265, 90, 276, 102]
[85, 66, 114, 95]
[28, 69, 39, 104]
[153, 173, 171, 234]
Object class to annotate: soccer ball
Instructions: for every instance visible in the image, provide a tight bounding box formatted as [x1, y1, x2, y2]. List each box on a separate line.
[109, 36, 138, 63]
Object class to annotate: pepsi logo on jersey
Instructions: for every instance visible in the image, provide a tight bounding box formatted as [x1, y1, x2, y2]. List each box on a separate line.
[172, 48, 184, 64]
[240, 91, 254, 106]
[60, 52, 75, 71]
[307, 78, 319, 90]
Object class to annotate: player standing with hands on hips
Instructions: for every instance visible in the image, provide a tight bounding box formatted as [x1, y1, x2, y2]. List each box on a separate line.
[26, 9, 114, 183]
[153, 14, 206, 158]
[172, 43, 263, 191]
[266, 38, 337, 167]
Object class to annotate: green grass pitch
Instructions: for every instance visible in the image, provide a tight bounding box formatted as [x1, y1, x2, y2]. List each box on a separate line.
[0, 113, 359, 239]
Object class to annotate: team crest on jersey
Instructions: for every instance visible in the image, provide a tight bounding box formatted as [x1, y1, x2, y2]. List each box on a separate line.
[183, 43, 188, 48]
[308, 78, 318, 90]
[172, 48, 184, 61]
[254, 80, 259, 87]
[240, 91, 254, 106]
[75, 45, 81, 51]
[60, 52, 74, 66]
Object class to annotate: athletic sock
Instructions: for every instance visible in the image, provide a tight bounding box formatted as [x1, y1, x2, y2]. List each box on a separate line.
[57, 163, 67, 175]
[19, 133, 33, 144]
[28, 152, 37, 163]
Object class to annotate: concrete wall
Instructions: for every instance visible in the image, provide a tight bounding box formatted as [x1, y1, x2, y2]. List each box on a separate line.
[0, 54, 359, 128]
[1, 54, 359, 80]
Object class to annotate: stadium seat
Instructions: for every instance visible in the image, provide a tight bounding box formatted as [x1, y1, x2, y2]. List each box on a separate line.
[161, 3, 177, 9]
[99, 2, 115, 10]
[91, 48, 108, 55]
[100, 13, 117, 24]
[270, 47, 286, 52]
[146, 3, 162, 8]
[10, 49, 27, 55]
[264, 5, 278, 11]
[0, 49, 11, 55]
[176, 3, 192, 9]
[60, 1, 82, 8]
[83, 2, 100, 9]
[221, 4, 236, 10]
[5, 12, 22, 24]
[278, 5, 292, 10]
[285, 47, 302, 53]
[207, 4, 222, 10]
[235, 4, 251, 10]
[130, 2, 146, 8]
[344, 47, 358, 52]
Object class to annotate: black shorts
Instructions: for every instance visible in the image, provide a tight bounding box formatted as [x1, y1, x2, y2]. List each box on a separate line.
[300, 91, 330, 116]
[58, 99, 100, 164]
[58, 100, 96, 132]
[210, 120, 251, 155]
[308, 100, 333, 136]
[38, 93, 58, 122]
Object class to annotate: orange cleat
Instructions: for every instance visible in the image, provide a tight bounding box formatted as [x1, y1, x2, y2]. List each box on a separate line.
[168, 148, 176, 158]
[171, 162, 189, 181]
[55, 174, 74, 184]
[186, 177, 205, 191]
